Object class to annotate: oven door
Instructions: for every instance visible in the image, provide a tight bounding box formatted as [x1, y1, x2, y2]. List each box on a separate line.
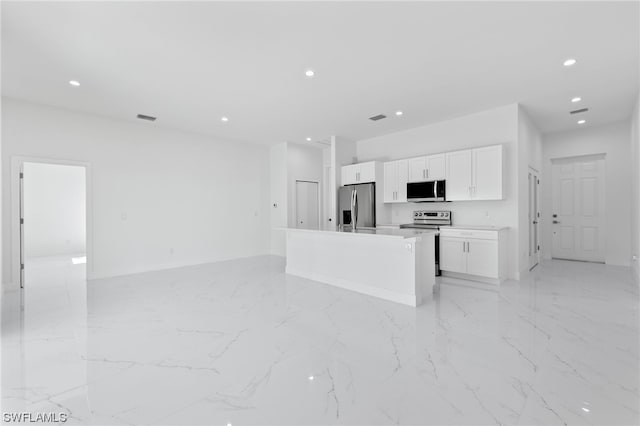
[407, 180, 446, 202]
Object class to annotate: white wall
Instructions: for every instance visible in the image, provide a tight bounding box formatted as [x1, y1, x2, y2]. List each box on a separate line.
[356, 104, 522, 279]
[517, 106, 543, 274]
[630, 94, 640, 280]
[542, 120, 632, 266]
[24, 162, 86, 258]
[2, 98, 270, 283]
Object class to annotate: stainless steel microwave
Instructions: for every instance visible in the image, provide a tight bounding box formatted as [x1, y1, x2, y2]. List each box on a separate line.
[407, 180, 446, 202]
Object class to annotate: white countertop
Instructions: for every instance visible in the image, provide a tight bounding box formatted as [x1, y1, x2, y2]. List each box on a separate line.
[284, 227, 437, 240]
[440, 225, 509, 231]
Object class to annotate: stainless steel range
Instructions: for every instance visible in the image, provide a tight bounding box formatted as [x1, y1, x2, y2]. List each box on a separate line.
[400, 210, 452, 276]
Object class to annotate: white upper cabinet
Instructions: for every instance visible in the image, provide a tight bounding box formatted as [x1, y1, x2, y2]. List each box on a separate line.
[341, 164, 358, 186]
[408, 157, 426, 182]
[472, 145, 503, 200]
[341, 161, 377, 185]
[383, 159, 408, 203]
[407, 154, 446, 182]
[445, 145, 503, 201]
[445, 150, 473, 200]
[426, 154, 446, 180]
[358, 161, 376, 183]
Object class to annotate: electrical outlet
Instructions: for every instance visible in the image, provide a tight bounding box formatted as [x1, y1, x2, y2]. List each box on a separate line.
[121, 212, 127, 220]
[633, 255, 638, 261]
[169, 248, 174, 255]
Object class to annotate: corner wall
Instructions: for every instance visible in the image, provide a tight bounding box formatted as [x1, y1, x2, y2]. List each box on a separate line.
[541, 121, 632, 266]
[2, 98, 271, 283]
[517, 106, 543, 276]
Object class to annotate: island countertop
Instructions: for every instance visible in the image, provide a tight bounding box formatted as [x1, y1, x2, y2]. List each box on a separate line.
[283, 227, 438, 240]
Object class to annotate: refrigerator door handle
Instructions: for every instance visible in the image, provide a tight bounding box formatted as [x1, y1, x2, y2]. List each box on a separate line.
[350, 188, 358, 230]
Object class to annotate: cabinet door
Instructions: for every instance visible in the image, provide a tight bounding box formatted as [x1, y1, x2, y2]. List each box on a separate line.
[473, 145, 503, 200]
[466, 239, 499, 278]
[396, 159, 408, 202]
[341, 164, 359, 185]
[408, 157, 427, 182]
[426, 154, 446, 180]
[439, 237, 467, 273]
[445, 150, 473, 201]
[358, 162, 376, 183]
[383, 161, 398, 203]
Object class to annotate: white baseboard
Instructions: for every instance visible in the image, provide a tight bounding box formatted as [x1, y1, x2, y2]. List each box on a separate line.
[441, 271, 502, 286]
[285, 267, 419, 307]
[89, 252, 274, 281]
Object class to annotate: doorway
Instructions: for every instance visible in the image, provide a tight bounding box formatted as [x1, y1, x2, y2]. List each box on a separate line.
[12, 158, 91, 289]
[551, 155, 605, 263]
[295, 180, 319, 230]
[528, 168, 541, 270]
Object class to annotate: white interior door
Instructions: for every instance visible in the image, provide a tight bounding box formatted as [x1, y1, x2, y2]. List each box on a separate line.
[551, 156, 605, 262]
[296, 181, 319, 230]
[528, 169, 540, 270]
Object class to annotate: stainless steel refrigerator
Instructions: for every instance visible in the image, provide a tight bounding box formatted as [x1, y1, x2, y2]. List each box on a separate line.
[338, 183, 376, 229]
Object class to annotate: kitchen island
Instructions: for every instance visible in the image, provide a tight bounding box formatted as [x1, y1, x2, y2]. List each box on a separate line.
[285, 227, 436, 306]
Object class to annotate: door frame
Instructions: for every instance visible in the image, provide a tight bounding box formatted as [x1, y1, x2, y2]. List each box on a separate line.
[528, 167, 541, 270]
[293, 178, 321, 230]
[10, 156, 93, 288]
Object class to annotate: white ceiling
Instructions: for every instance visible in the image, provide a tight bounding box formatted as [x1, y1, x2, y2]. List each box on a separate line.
[2, 1, 639, 146]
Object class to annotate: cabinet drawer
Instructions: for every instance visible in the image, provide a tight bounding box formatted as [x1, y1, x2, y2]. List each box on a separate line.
[439, 229, 498, 240]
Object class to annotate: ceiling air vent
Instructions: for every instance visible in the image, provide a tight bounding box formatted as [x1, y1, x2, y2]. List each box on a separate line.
[369, 114, 387, 121]
[137, 114, 157, 121]
[569, 108, 589, 115]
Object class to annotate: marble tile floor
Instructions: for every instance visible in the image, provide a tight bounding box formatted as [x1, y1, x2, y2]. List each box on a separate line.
[1, 255, 638, 425]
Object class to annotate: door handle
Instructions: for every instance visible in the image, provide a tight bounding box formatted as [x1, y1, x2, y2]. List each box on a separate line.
[426, 169, 429, 179]
[553, 220, 560, 224]
[533, 221, 538, 224]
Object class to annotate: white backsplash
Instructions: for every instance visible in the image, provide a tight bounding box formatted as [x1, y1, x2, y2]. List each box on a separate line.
[391, 201, 507, 226]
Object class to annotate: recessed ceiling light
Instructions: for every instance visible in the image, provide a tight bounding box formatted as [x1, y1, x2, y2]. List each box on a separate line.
[221, 117, 229, 122]
[305, 69, 315, 77]
[69, 80, 80, 86]
[577, 119, 586, 124]
[571, 97, 582, 103]
[395, 111, 403, 116]
[308, 375, 314, 381]
[306, 137, 311, 141]
[563, 58, 577, 67]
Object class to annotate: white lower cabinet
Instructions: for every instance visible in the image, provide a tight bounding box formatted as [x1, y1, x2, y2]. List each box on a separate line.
[439, 237, 466, 273]
[465, 239, 499, 278]
[439, 227, 507, 283]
